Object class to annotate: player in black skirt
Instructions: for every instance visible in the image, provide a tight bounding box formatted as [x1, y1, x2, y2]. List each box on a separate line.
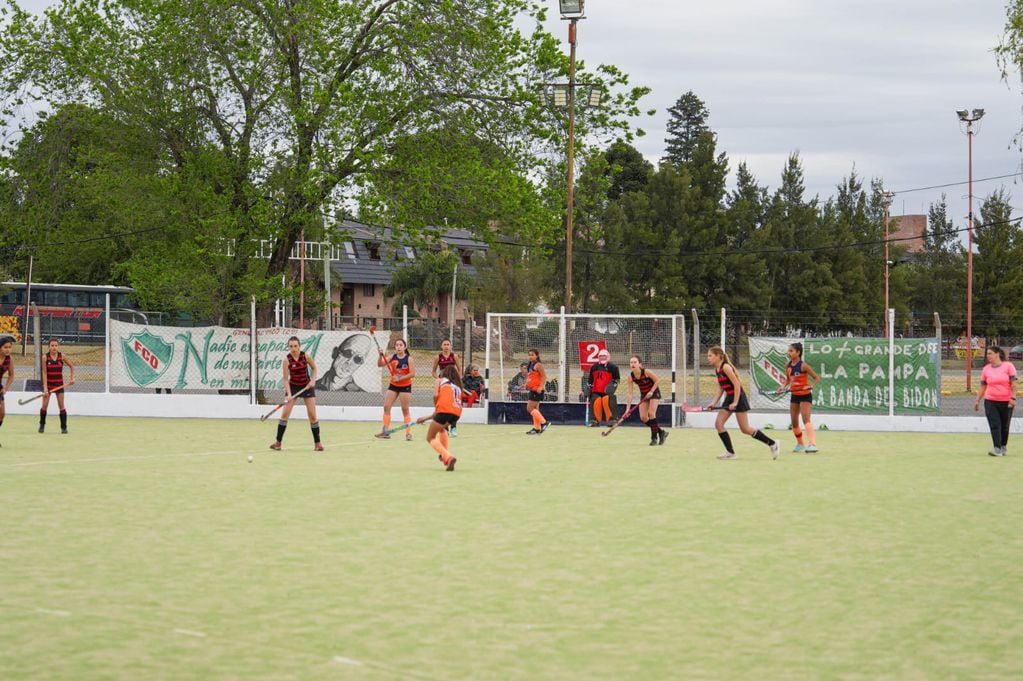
[707, 345, 778, 460]
[270, 336, 322, 451]
[626, 355, 667, 446]
[40, 338, 75, 434]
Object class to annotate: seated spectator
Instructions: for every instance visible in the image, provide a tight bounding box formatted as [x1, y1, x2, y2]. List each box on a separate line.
[507, 362, 529, 400]
[462, 365, 485, 407]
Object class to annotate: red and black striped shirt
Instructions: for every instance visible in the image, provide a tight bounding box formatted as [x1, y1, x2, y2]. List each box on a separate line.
[715, 365, 737, 395]
[45, 352, 65, 387]
[0, 355, 10, 381]
[632, 368, 655, 396]
[287, 351, 310, 386]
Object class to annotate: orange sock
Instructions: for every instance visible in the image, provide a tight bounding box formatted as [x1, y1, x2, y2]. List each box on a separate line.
[404, 417, 412, 429]
[793, 426, 804, 444]
[383, 414, 391, 430]
[531, 409, 546, 429]
[430, 436, 451, 464]
[805, 422, 816, 445]
[440, 430, 449, 448]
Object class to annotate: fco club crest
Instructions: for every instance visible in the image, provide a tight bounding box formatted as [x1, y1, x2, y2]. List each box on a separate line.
[749, 345, 788, 404]
[122, 330, 174, 386]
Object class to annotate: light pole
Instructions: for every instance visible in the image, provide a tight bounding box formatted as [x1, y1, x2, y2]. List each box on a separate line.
[882, 191, 894, 336]
[957, 107, 984, 391]
[545, 0, 601, 313]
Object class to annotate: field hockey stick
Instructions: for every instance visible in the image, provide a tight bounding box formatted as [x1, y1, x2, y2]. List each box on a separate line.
[260, 383, 312, 421]
[681, 404, 727, 412]
[368, 326, 395, 376]
[758, 388, 790, 396]
[382, 418, 432, 436]
[601, 396, 649, 437]
[18, 380, 75, 405]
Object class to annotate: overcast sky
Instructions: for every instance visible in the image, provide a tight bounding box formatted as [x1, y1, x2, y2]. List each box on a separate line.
[540, 0, 1023, 225]
[12, 0, 1023, 228]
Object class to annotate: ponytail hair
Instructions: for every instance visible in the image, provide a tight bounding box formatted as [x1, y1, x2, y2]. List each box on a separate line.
[441, 363, 463, 389]
[789, 342, 803, 358]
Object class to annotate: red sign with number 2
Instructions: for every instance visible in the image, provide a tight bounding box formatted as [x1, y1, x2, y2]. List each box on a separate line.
[578, 340, 608, 371]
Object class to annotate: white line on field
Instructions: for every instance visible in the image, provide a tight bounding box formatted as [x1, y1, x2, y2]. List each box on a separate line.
[35, 608, 70, 617]
[332, 656, 363, 666]
[173, 628, 207, 638]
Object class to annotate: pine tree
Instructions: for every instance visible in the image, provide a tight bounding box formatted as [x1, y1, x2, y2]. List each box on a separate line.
[663, 91, 710, 168]
[973, 189, 1023, 339]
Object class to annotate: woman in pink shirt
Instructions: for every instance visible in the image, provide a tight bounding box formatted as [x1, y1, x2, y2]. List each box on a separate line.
[973, 345, 1017, 457]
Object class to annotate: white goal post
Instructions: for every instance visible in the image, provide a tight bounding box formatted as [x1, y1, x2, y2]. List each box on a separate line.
[484, 310, 688, 426]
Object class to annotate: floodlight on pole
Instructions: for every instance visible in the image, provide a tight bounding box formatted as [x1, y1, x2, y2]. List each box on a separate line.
[544, 0, 604, 313]
[558, 0, 584, 16]
[957, 106, 984, 391]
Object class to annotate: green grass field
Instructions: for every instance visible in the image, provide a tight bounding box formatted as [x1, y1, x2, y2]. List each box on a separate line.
[1, 417, 1021, 680]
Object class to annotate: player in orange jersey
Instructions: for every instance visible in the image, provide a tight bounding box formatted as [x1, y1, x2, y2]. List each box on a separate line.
[0, 335, 14, 446]
[524, 348, 550, 435]
[777, 342, 820, 453]
[416, 364, 463, 470]
[376, 337, 416, 440]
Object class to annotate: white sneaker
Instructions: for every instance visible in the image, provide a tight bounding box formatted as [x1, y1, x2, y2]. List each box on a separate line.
[770, 442, 780, 460]
[989, 447, 1003, 457]
[717, 451, 738, 460]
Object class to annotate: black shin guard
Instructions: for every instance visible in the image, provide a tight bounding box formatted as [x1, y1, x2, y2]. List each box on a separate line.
[717, 431, 734, 453]
[276, 420, 287, 442]
[311, 422, 321, 443]
[59, 410, 67, 431]
[752, 429, 775, 446]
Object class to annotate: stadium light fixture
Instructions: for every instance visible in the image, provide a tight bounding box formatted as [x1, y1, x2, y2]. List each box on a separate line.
[957, 107, 985, 391]
[559, 0, 584, 16]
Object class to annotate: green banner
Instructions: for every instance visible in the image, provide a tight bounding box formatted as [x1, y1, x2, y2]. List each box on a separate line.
[748, 337, 941, 413]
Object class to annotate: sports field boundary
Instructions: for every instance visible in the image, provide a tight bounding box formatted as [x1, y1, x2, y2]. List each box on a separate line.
[3, 390, 1016, 434]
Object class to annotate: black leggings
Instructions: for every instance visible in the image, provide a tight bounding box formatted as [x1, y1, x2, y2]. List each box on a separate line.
[984, 399, 1012, 449]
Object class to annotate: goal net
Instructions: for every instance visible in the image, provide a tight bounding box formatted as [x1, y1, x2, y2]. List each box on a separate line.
[485, 312, 685, 408]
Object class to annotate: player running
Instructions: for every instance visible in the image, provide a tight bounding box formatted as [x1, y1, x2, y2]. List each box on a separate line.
[626, 355, 667, 445]
[0, 335, 13, 446]
[376, 338, 416, 440]
[269, 336, 322, 451]
[524, 349, 550, 435]
[707, 345, 779, 460]
[39, 338, 75, 434]
[777, 342, 820, 452]
[416, 364, 463, 471]
[587, 349, 621, 428]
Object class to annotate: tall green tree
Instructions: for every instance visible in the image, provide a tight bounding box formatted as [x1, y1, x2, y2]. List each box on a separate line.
[972, 188, 1023, 339]
[905, 195, 965, 336]
[0, 104, 167, 285]
[0, 0, 645, 320]
[604, 139, 652, 200]
[720, 162, 771, 310]
[662, 90, 709, 168]
[761, 154, 839, 329]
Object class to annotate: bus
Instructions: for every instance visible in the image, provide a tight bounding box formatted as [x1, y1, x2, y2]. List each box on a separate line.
[0, 282, 143, 343]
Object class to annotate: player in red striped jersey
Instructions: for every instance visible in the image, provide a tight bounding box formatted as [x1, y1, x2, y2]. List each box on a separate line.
[432, 339, 461, 435]
[270, 336, 322, 451]
[777, 342, 820, 452]
[0, 335, 14, 446]
[39, 338, 75, 434]
[707, 346, 779, 460]
[626, 355, 666, 445]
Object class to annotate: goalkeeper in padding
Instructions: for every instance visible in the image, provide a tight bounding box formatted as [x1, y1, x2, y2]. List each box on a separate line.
[587, 349, 621, 428]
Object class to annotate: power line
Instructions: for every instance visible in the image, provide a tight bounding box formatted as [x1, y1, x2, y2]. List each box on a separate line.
[891, 172, 1023, 195]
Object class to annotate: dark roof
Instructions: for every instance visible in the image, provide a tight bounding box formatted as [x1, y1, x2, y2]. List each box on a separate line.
[328, 219, 485, 286]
